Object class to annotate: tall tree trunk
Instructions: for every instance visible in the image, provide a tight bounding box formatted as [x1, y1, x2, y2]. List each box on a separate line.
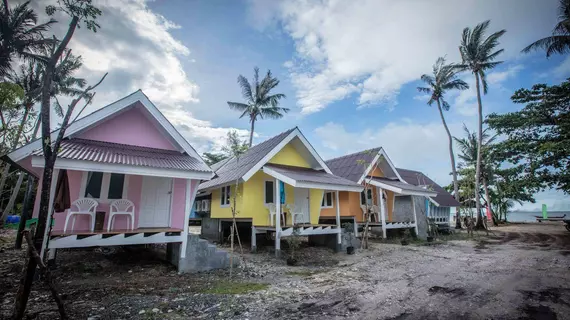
[13, 15, 80, 319]
[474, 72, 485, 230]
[482, 178, 498, 226]
[15, 175, 35, 249]
[248, 116, 255, 148]
[436, 99, 461, 229]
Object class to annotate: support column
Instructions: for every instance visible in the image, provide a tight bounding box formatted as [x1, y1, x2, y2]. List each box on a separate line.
[40, 169, 60, 259]
[251, 226, 257, 252]
[378, 187, 387, 239]
[180, 180, 198, 259]
[335, 190, 341, 252]
[411, 196, 419, 235]
[274, 178, 281, 257]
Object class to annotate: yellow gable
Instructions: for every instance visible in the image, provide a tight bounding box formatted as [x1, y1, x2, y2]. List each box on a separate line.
[369, 166, 385, 178]
[267, 142, 311, 168]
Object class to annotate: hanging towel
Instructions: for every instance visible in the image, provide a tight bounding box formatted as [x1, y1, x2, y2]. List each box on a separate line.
[280, 181, 286, 204]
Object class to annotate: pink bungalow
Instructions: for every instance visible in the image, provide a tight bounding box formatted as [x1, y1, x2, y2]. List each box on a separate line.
[5, 90, 213, 263]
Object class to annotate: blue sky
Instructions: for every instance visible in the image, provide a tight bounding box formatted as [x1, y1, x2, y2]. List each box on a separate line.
[38, 0, 568, 210]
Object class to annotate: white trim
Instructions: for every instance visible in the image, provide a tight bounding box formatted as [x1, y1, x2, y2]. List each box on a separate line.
[274, 178, 281, 254]
[411, 196, 419, 235]
[41, 169, 60, 259]
[321, 191, 334, 208]
[335, 190, 341, 246]
[428, 197, 441, 207]
[262, 166, 363, 193]
[368, 179, 437, 197]
[8, 91, 212, 175]
[48, 232, 184, 249]
[357, 148, 405, 184]
[31, 156, 212, 180]
[378, 186, 387, 239]
[167, 178, 174, 228]
[242, 128, 333, 182]
[180, 179, 199, 259]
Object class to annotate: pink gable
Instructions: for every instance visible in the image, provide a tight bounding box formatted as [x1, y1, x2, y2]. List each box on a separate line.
[78, 105, 177, 150]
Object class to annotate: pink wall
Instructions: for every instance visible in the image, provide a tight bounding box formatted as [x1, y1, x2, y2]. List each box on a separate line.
[31, 169, 194, 232]
[78, 105, 177, 150]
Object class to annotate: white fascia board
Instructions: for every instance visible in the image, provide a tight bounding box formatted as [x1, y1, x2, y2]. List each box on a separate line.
[262, 167, 297, 186]
[357, 153, 381, 185]
[242, 128, 333, 182]
[369, 180, 404, 194]
[378, 148, 405, 182]
[428, 197, 441, 207]
[263, 166, 363, 192]
[370, 179, 437, 197]
[357, 148, 405, 184]
[31, 156, 212, 180]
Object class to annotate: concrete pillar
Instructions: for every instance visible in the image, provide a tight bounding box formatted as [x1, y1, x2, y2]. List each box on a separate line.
[41, 168, 60, 259]
[180, 179, 196, 259]
[335, 190, 341, 252]
[274, 178, 281, 257]
[378, 187, 387, 239]
[251, 226, 257, 252]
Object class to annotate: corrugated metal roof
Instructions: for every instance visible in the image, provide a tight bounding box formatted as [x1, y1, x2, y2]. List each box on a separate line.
[368, 176, 437, 195]
[33, 138, 211, 172]
[397, 168, 461, 207]
[325, 148, 381, 182]
[198, 128, 296, 190]
[264, 163, 363, 189]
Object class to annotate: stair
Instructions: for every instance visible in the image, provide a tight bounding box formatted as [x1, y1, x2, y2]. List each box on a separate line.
[167, 234, 235, 274]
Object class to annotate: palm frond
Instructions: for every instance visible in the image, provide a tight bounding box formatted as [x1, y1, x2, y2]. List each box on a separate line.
[417, 87, 431, 94]
[237, 75, 253, 103]
[227, 101, 250, 113]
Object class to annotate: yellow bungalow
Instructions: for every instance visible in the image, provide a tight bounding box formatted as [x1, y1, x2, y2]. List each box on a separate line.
[322, 148, 438, 239]
[198, 127, 363, 255]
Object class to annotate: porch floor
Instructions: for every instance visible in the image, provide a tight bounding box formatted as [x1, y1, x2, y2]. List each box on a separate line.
[50, 227, 183, 238]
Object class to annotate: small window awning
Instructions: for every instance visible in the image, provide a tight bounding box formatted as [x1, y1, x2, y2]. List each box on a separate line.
[263, 164, 364, 192]
[367, 177, 437, 197]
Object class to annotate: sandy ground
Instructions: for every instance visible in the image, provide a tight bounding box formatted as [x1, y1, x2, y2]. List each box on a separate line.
[1, 222, 570, 319]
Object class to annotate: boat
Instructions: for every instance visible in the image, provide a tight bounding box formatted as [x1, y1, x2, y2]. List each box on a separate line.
[535, 214, 567, 222]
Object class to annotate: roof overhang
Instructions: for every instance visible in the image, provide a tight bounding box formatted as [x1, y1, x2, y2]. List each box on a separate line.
[31, 156, 212, 180]
[263, 166, 363, 193]
[368, 178, 437, 197]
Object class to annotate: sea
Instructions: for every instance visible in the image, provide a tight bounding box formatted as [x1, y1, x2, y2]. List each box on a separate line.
[504, 211, 570, 223]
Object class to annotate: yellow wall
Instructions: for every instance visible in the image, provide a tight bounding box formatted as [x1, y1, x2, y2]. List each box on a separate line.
[210, 140, 325, 226]
[210, 183, 243, 218]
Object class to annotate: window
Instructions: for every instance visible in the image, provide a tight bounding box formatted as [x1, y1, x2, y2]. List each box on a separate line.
[82, 172, 127, 202]
[264, 181, 275, 204]
[107, 173, 125, 199]
[203, 199, 210, 212]
[321, 192, 334, 208]
[220, 186, 231, 206]
[84, 172, 103, 198]
[360, 189, 373, 205]
[195, 200, 203, 211]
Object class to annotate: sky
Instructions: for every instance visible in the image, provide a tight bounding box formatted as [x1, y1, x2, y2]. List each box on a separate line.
[28, 0, 569, 211]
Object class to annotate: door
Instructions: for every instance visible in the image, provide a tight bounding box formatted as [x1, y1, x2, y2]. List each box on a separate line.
[139, 176, 172, 228]
[294, 188, 310, 223]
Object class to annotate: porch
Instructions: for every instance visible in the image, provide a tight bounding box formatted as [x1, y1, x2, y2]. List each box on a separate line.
[47, 227, 183, 249]
[260, 163, 363, 256]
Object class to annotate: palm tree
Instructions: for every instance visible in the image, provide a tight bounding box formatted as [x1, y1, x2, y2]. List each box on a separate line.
[0, 0, 55, 77]
[417, 57, 468, 228]
[522, 0, 570, 57]
[457, 20, 505, 229]
[454, 125, 498, 226]
[227, 67, 288, 147]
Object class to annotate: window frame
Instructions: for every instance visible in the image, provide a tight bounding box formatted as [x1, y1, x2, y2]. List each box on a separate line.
[264, 180, 275, 205]
[360, 188, 373, 206]
[321, 191, 334, 208]
[220, 185, 231, 207]
[79, 171, 129, 203]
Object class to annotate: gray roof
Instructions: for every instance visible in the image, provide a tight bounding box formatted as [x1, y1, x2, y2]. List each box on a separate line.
[199, 128, 296, 190]
[265, 163, 362, 189]
[33, 138, 211, 172]
[368, 176, 437, 195]
[325, 148, 381, 182]
[397, 168, 461, 207]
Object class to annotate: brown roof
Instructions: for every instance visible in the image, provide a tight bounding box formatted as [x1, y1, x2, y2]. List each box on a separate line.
[33, 138, 210, 172]
[396, 168, 460, 207]
[325, 148, 381, 182]
[199, 128, 296, 190]
[264, 163, 362, 190]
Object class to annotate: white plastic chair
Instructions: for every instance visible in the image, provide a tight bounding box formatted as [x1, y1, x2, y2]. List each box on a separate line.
[63, 198, 99, 233]
[286, 203, 306, 225]
[360, 205, 368, 221]
[267, 203, 286, 227]
[108, 199, 135, 231]
[371, 205, 380, 223]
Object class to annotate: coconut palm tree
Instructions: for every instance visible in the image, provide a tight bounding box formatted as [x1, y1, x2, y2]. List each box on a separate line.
[454, 125, 498, 225]
[457, 20, 505, 229]
[0, 0, 55, 77]
[522, 0, 570, 57]
[227, 67, 288, 147]
[417, 57, 468, 228]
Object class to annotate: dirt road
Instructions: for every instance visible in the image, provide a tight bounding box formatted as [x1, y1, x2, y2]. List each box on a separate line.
[1, 222, 569, 319]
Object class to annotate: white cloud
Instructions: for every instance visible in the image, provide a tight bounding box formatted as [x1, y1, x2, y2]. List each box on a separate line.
[250, 0, 557, 114]
[27, 0, 244, 153]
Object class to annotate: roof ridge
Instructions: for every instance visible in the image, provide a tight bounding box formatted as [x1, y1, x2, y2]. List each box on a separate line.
[325, 147, 382, 162]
